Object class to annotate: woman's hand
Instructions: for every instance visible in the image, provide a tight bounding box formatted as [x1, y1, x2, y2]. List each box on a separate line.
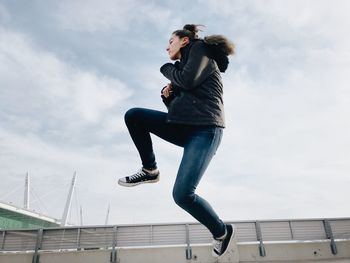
[162, 83, 173, 98]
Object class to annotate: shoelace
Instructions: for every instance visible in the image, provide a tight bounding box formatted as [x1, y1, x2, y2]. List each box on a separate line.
[129, 169, 147, 182]
[213, 239, 223, 254]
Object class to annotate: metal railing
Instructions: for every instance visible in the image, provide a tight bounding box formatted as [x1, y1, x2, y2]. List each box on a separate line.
[1, 218, 350, 259]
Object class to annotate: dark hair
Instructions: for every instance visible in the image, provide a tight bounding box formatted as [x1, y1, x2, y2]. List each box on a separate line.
[172, 24, 204, 40]
[173, 24, 236, 72]
[172, 24, 235, 56]
[204, 35, 235, 56]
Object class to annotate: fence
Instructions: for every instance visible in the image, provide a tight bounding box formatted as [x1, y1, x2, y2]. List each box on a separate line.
[1, 218, 350, 259]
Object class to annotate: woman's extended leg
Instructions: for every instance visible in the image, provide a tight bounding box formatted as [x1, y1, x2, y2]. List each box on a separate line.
[172, 127, 226, 238]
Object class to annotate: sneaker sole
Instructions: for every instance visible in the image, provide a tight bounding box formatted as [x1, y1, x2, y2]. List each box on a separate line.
[212, 224, 236, 258]
[118, 176, 159, 187]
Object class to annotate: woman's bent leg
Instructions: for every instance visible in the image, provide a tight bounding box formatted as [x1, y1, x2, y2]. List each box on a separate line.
[124, 107, 186, 169]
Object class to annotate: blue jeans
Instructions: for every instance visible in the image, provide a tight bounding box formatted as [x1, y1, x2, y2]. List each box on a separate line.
[124, 107, 226, 238]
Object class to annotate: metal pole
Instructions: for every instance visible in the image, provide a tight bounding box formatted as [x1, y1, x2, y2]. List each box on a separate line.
[256, 221, 266, 257]
[76, 227, 81, 251]
[32, 229, 43, 263]
[324, 219, 338, 255]
[185, 224, 192, 260]
[1, 231, 6, 251]
[110, 226, 118, 263]
[288, 220, 294, 240]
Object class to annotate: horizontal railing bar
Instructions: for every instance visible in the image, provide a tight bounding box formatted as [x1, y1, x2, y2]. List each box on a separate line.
[1, 217, 349, 232]
[0, 217, 349, 253]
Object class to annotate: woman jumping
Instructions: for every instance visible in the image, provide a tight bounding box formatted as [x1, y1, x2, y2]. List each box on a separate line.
[118, 24, 235, 258]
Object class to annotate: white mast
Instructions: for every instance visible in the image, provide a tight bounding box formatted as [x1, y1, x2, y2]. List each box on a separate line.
[61, 172, 77, 226]
[24, 172, 30, 209]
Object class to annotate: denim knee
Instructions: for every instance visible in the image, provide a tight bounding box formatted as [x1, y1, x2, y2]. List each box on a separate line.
[124, 107, 141, 124]
[173, 187, 195, 207]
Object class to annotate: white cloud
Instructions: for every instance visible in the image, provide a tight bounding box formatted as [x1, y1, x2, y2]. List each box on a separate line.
[0, 128, 134, 222]
[0, 26, 135, 224]
[0, 27, 131, 126]
[71, 72, 128, 122]
[220, 52, 350, 176]
[203, 0, 350, 53]
[0, 3, 10, 23]
[198, 172, 350, 220]
[1, 0, 350, 225]
[185, 0, 350, 221]
[55, 0, 172, 32]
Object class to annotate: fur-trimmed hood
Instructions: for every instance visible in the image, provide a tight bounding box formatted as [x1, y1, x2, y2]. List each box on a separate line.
[204, 35, 235, 73]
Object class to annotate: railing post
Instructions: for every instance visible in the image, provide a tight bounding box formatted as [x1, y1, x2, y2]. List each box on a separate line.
[323, 219, 338, 255]
[110, 226, 118, 263]
[32, 229, 43, 263]
[185, 224, 192, 260]
[150, 225, 153, 245]
[288, 220, 294, 239]
[1, 231, 5, 251]
[76, 227, 81, 251]
[255, 221, 266, 257]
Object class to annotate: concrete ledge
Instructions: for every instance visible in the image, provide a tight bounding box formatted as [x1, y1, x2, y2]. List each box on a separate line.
[1, 240, 350, 263]
[239, 240, 350, 262]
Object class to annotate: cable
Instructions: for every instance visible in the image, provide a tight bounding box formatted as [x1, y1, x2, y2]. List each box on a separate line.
[30, 187, 49, 214]
[28, 181, 71, 205]
[0, 183, 23, 201]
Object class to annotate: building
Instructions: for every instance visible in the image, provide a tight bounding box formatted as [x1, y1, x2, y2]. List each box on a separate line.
[0, 201, 60, 230]
[0, 173, 76, 230]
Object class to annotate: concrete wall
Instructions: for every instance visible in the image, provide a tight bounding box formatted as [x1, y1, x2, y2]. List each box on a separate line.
[1, 240, 350, 263]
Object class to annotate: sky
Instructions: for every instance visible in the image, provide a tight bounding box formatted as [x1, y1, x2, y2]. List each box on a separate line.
[0, 0, 349, 226]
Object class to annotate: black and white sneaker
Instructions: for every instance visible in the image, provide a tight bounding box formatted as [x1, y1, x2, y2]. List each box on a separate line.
[118, 168, 160, 187]
[212, 224, 235, 258]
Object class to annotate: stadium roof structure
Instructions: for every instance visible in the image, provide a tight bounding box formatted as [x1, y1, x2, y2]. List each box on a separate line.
[0, 172, 77, 230]
[0, 201, 60, 230]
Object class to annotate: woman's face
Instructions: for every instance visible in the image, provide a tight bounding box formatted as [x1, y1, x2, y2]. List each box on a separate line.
[166, 34, 189, 60]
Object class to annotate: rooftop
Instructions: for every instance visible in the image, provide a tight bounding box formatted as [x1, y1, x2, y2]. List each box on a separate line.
[0, 201, 60, 230]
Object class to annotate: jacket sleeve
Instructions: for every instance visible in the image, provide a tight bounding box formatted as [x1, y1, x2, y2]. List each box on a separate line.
[160, 86, 172, 109]
[160, 42, 215, 90]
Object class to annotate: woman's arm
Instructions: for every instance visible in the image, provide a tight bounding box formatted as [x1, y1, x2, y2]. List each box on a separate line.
[160, 41, 216, 90]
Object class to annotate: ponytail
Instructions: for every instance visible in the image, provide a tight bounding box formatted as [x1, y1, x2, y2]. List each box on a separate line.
[173, 24, 235, 72]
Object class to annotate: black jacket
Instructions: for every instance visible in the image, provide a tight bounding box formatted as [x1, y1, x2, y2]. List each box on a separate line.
[160, 39, 225, 127]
